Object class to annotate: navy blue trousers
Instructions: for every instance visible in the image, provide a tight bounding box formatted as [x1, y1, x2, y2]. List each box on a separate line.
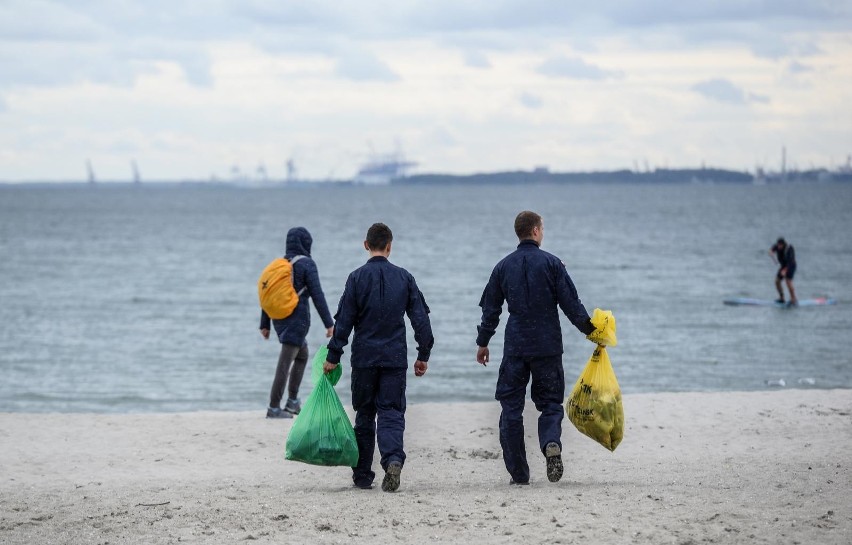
[495, 354, 565, 483]
[350, 366, 407, 487]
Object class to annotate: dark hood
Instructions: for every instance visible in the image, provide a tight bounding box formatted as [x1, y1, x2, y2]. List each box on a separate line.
[286, 227, 313, 257]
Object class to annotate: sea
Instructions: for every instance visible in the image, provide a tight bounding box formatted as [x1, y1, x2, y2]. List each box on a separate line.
[1, 181, 851, 413]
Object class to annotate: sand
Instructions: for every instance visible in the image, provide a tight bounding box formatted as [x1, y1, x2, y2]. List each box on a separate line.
[1, 389, 850, 544]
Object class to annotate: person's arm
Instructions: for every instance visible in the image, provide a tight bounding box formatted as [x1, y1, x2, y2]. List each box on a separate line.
[406, 276, 434, 373]
[303, 259, 335, 336]
[325, 275, 357, 368]
[259, 310, 271, 339]
[476, 266, 504, 365]
[555, 262, 595, 336]
[769, 245, 778, 265]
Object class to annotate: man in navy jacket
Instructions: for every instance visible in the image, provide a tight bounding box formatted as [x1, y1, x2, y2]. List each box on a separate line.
[260, 227, 335, 418]
[324, 223, 434, 492]
[476, 211, 595, 485]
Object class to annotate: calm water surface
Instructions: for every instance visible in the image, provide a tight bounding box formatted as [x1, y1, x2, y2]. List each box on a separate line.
[1, 182, 850, 412]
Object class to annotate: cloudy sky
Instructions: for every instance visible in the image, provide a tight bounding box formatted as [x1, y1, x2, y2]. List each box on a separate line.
[1, 1, 851, 182]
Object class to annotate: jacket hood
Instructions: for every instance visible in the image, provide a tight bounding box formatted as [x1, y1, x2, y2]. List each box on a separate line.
[286, 227, 313, 257]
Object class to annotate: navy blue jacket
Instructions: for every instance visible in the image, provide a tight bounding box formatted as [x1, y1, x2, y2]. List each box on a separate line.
[326, 256, 434, 368]
[477, 239, 594, 357]
[259, 227, 335, 346]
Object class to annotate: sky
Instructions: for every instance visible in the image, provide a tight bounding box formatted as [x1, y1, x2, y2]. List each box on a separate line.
[1, 1, 851, 182]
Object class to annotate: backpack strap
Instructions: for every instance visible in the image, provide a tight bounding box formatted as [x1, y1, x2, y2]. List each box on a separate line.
[288, 255, 308, 296]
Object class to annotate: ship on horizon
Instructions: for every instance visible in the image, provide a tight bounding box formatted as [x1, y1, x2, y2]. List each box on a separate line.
[353, 150, 417, 185]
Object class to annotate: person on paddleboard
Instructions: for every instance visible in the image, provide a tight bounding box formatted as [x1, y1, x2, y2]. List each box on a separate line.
[769, 237, 797, 306]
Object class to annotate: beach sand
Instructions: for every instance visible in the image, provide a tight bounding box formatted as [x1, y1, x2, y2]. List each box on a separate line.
[1, 389, 850, 544]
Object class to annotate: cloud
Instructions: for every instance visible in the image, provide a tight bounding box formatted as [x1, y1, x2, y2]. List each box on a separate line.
[788, 60, 814, 74]
[691, 78, 769, 105]
[691, 78, 746, 104]
[463, 50, 491, 68]
[537, 56, 622, 80]
[518, 92, 543, 109]
[334, 49, 399, 82]
[2, 2, 848, 91]
[1, 1, 850, 180]
[0, 0, 105, 42]
[0, 95, 7, 113]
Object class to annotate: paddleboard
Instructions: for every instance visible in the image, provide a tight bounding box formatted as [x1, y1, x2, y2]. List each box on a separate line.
[723, 297, 836, 307]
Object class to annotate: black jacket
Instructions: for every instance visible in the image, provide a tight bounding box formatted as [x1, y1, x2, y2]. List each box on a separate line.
[477, 239, 594, 357]
[259, 227, 334, 346]
[326, 256, 433, 368]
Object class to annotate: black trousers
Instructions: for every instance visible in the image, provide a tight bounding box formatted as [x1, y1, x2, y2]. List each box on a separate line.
[269, 342, 308, 408]
[350, 366, 407, 487]
[495, 354, 565, 483]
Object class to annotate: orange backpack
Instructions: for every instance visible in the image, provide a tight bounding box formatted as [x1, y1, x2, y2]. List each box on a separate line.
[258, 255, 306, 319]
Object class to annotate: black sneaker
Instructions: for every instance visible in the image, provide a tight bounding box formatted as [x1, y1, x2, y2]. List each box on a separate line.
[509, 479, 530, 486]
[353, 481, 373, 490]
[775, 299, 785, 304]
[545, 442, 563, 483]
[283, 398, 301, 415]
[381, 462, 402, 492]
[266, 407, 293, 419]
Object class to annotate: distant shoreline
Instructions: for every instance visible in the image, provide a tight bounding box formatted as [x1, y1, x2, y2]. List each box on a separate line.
[3, 166, 852, 186]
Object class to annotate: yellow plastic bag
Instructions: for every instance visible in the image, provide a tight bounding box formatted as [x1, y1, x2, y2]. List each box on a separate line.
[585, 308, 617, 347]
[566, 309, 624, 452]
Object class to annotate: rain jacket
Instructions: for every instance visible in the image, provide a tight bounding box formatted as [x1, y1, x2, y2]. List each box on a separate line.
[259, 227, 335, 346]
[477, 239, 594, 357]
[326, 256, 433, 368]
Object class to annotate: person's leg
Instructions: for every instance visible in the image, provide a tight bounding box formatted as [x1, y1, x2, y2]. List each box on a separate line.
[775, 272, 785, 302]
[375, 366, 407, 492]
[786, 279, 797, 304]
[786, 267, 797, 304]
[269, 343, 300, 409]
[284, 343, 310, 413]
[375, 367, 407, 470]
[530, 354, 566, 482]
[351, 367, 379, 488]
[495, 355, 531, 483]
[529, 354, 565, 452]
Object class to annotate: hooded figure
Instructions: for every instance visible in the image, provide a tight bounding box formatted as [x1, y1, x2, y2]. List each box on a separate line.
[260, 227, 335, 418]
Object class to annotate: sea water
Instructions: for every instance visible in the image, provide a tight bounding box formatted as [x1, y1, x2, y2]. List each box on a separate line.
[1, 181, 851, 413]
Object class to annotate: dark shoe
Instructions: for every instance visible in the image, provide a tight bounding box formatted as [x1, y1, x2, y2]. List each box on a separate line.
[774, 298, 785, 304]
[509, 479, 530, 486]
[545, 442, 563, 483]
[283, 398, 301, 415]
[353, 481, 373, 490]
[266, 407, 293, 419]
[381, 462, 402, 492]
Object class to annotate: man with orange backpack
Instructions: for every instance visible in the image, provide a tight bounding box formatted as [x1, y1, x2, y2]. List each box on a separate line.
[259, 227, 335, 419]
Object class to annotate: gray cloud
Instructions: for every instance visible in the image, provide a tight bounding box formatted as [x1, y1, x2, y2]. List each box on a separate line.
[3, 1, 850, 91]
[537, 56, 622, 80]
[0, 0, 105, 42]
[519, 92, 543, 109]
[788, 60, 815, 74]
[334, 49, 399, 82]
[463, 50, 491, 68]
[692, 79, 746, 104]
[691, 78, 769, 105]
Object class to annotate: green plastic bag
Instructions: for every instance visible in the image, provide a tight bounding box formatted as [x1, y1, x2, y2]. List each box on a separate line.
[285, 346, 359, 466]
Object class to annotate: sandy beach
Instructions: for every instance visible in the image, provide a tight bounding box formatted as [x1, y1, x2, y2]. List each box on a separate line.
[1, 389, 850, 544]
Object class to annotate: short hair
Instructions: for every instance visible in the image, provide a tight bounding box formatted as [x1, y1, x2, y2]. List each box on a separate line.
[777, 237, 786, 246]
[514, 211, 542, 239]
[366, 223, 393, 250]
